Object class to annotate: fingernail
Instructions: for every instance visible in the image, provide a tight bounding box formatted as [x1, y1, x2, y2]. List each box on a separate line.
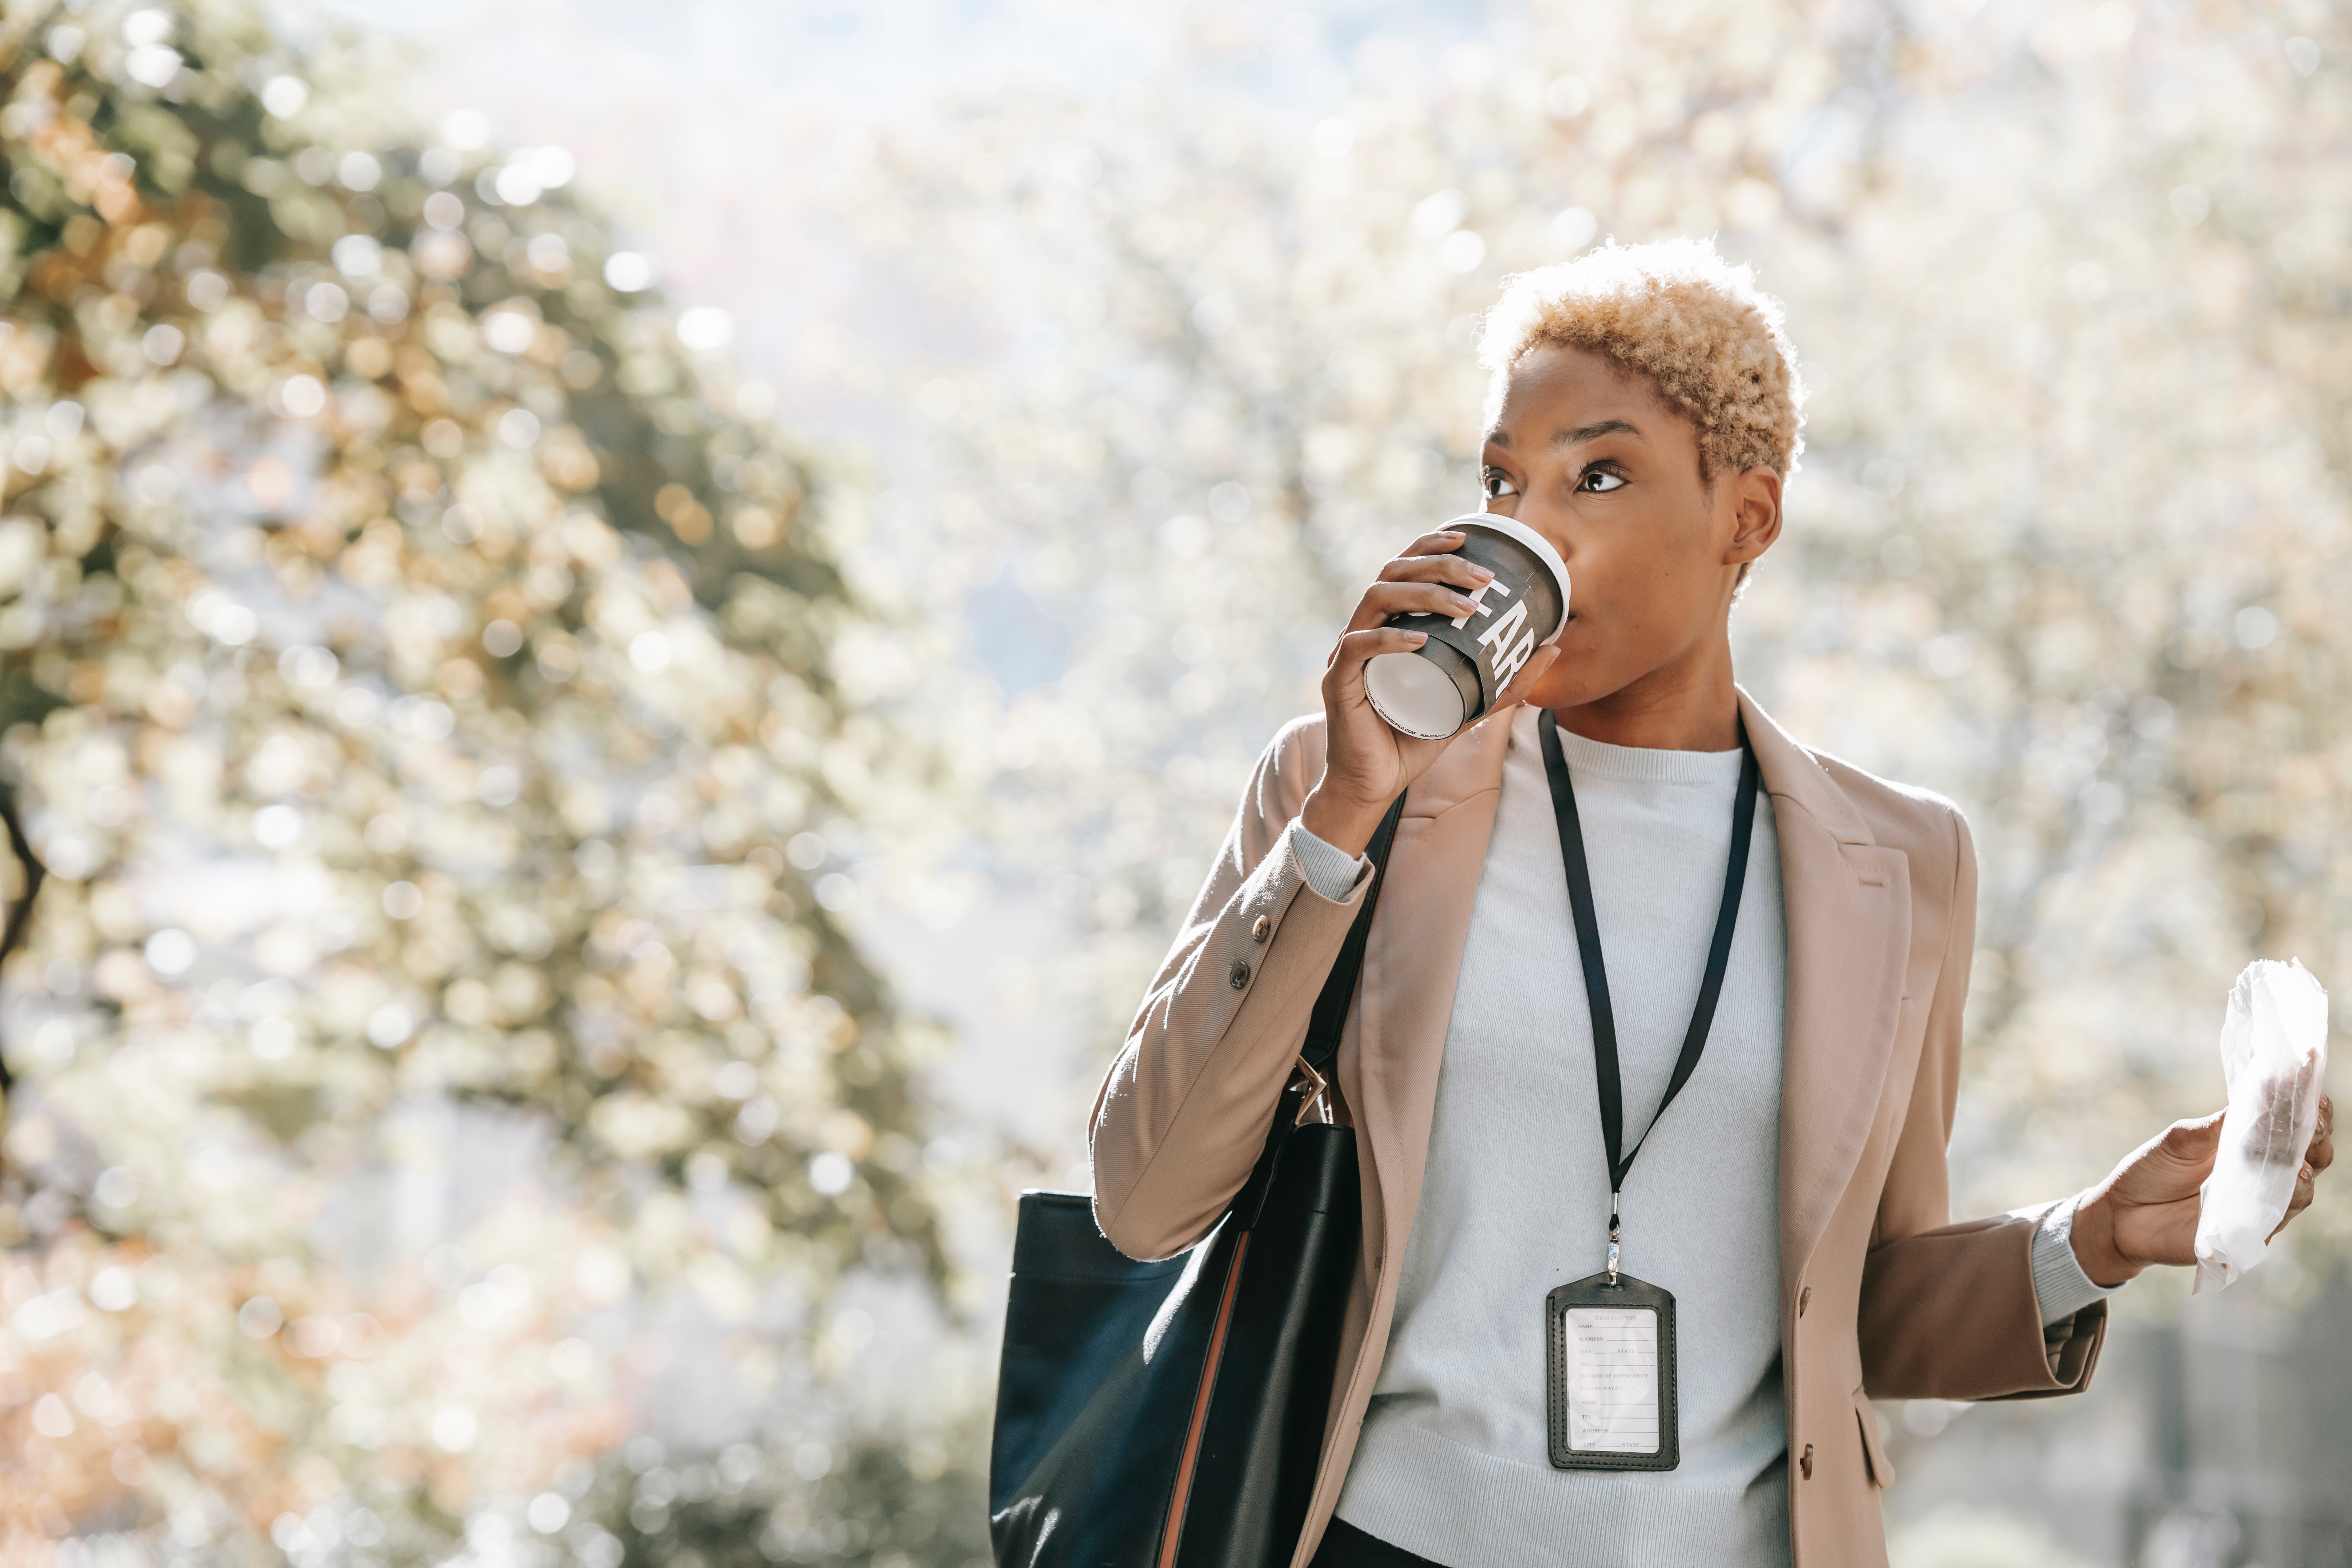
[1407, 631, 1427, 644]
[1451, 595, 1479, 614]
[1469, 564, 1495, 581]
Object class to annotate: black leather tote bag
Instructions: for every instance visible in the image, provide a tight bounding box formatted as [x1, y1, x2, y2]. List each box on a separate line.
[989, 797, 1406, 1568]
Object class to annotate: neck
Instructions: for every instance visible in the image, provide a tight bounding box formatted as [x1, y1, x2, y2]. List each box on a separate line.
[1550, 635, 1741, 752]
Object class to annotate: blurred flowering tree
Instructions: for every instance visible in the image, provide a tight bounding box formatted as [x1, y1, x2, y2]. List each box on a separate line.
[0, 0, 980, 1561]
[822, 0, 2350, 1254]
[4, 0, 2349, 1557]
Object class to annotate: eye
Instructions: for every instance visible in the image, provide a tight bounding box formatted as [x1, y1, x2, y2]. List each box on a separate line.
[1579, 465, 1627, 494]
[1482, 467, 1520, 499]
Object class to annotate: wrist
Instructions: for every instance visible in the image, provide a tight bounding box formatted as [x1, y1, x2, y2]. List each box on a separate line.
[2067, 1187, 2144, 1289]
[1299, 786, 1385, 858]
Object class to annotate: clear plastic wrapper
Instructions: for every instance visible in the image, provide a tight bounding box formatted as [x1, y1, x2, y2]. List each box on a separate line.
[2193, 959, 2329, 1293]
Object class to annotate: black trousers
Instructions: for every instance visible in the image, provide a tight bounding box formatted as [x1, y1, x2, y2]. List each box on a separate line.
[1310, 1517, 1445, 1568]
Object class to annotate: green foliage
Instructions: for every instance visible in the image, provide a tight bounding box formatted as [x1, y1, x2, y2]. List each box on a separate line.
[592, 1434, 989, 1568]
[0, 0, 955, 1552]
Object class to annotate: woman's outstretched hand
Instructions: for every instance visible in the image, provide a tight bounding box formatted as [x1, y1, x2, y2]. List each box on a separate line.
[1299, 526, 1561, 856]
[2067, 1094, 2335, 1286]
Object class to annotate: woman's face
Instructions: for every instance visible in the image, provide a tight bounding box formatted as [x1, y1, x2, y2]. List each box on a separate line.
[1477, 343, 1782, 713]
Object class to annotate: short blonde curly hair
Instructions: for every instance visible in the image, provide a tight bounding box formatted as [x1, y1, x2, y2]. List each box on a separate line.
[1478, 237, 1806, 484]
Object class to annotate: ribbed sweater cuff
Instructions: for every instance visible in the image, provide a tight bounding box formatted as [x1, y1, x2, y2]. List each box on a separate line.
[1288, 818, 1372, 903]
[2030, 1193, 2120, 1325]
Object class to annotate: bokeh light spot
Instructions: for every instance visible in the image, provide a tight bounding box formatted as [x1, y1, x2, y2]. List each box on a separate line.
[807, 1152, 853, 1196]
[237, 1296, 283, 1339]
[604, 252, 655, 292]
[677, 307, 734, 351]
[261, 75, 309, 117]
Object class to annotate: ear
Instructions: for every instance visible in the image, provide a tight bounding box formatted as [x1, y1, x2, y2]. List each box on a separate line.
[1725, 467, 1783, 564]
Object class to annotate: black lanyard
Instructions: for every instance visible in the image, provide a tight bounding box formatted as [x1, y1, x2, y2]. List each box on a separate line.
[1537, 708, 1760, 1278]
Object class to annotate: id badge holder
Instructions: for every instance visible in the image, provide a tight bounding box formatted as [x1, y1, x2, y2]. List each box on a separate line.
[1546, 1270, 1679, 1471]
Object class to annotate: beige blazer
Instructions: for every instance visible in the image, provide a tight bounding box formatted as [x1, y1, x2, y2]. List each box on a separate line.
[1089, 688, 2106, 1567]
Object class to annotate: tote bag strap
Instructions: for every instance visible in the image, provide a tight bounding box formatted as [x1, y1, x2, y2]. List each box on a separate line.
[1299, 791, 1408, 1076]
[1232, 791, 1405, 1232]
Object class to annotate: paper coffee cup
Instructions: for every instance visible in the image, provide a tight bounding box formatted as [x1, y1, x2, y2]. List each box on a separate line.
[1363, 514, 1570, 740]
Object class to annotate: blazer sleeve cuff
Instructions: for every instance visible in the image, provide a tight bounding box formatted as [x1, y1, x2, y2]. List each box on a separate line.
[1860, 1210, 2110, 1401]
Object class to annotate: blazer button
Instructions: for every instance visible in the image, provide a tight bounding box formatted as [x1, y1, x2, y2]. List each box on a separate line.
[1799, 1444, 1814, 1479]
[1229, 960, 1251, 989]
[1798, 1287, 1811, 1318]
[1251, 915, 1271, 943]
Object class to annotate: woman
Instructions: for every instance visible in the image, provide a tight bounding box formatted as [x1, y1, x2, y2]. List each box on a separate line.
[1087, 240, 2334, 1567]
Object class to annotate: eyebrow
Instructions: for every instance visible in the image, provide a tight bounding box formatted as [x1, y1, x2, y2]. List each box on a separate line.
[1482, 418, 1645, 452]
[1553, 419, 1643, 448]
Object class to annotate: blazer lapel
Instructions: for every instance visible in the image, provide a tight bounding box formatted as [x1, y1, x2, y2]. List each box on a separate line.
[1740, 691, 1914, 1295]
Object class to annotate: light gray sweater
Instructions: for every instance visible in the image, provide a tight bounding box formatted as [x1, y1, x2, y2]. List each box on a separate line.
[1285, 708, 2110, 1565]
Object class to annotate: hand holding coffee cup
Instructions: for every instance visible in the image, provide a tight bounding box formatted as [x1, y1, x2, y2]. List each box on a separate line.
[1300, 517, 1570, 857]
[1362, 515, 1572, 739]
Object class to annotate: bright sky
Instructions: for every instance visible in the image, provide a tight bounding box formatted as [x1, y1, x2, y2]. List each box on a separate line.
[313, 0, 1496, 440]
